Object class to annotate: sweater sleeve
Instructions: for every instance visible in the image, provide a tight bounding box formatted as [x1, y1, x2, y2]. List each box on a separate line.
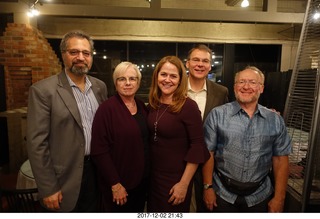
[182, 98, 210, 164]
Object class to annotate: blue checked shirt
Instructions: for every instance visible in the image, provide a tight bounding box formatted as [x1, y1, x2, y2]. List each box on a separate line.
[204, 101, 292, 207]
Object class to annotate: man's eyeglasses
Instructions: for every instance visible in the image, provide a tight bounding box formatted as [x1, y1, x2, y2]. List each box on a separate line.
[235, 80, 262, 88]
[65, 49, 92, 58]
[190, 58, 211, 65]
[116, 77, 138, 83]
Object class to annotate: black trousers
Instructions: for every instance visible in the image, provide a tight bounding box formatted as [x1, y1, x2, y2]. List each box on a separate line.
[72, 159, 99, 212]
[193, 165, 210, 212]
[214, 194, 272, 212]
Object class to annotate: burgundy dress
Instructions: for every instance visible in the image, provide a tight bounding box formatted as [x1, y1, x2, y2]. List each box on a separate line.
[147, 98, 210, 212]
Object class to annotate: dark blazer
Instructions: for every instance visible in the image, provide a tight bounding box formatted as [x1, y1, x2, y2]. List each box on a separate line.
[203, 79, 229, 120]
[26, 71, 107, 212]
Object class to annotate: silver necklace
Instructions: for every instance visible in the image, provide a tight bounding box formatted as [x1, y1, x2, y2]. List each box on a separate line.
[154, 105, 169, 141]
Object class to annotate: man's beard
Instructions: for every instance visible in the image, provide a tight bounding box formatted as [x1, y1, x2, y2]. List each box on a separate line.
[70, 63, 90, 76]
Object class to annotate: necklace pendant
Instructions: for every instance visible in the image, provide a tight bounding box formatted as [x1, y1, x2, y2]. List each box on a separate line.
[153, 105, 169, 142]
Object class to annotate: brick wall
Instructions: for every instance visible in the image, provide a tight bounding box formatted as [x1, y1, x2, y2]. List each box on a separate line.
[0, 23, 62, 110]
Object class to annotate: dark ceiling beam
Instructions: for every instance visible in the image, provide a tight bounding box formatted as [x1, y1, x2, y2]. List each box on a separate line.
[0, 2, 304, 24]
[39, 4, 304, 24]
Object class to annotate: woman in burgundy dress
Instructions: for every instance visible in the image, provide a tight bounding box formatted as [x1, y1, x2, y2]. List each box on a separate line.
[147, 56, 210, 212]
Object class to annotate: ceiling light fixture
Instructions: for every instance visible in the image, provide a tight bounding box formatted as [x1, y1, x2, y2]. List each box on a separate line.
[241, 0, 249, 8]
[314, 3, 320, 20]
[27, 8, 40, 17]
[27, 0, 40, 17]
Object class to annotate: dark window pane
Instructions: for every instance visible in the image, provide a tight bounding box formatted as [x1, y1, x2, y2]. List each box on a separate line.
[93, 40, 127, 61]
[129, 42, 176, 102]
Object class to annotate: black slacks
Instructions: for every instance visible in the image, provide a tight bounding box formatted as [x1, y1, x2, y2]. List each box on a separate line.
[214, 194, 271, 212]
[72, 158, 99, 212]
[193, 165, 210, 212]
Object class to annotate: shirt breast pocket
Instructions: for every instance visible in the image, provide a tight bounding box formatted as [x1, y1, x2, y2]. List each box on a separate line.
[251, 135, 275, 157]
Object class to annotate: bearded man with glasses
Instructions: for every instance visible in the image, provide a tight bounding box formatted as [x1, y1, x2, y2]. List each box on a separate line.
[27, 30, 108, 212]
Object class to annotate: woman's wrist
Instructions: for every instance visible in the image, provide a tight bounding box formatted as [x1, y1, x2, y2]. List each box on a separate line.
[111, 183, 122, 193]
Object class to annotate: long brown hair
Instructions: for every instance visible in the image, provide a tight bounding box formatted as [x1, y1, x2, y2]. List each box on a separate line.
[149, 56, 188, 113]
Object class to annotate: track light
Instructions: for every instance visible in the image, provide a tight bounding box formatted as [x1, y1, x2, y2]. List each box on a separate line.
[27, 0, 40, 17]
[314, 3, 320, 20]
[27, 8, 40, 17]
[241, 0, 249, 8]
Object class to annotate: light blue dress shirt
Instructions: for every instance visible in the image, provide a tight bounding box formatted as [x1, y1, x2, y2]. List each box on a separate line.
[204, 101, 292, 207]
[66, 74, 99, 156]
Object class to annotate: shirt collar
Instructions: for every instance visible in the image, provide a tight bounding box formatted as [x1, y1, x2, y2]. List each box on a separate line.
[187, 78, 207, 92]
[257, 104, 268, 119]
[230, 101, 242, 116]
[230, 101, 266, 119]
[65, 73, 91, 91]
